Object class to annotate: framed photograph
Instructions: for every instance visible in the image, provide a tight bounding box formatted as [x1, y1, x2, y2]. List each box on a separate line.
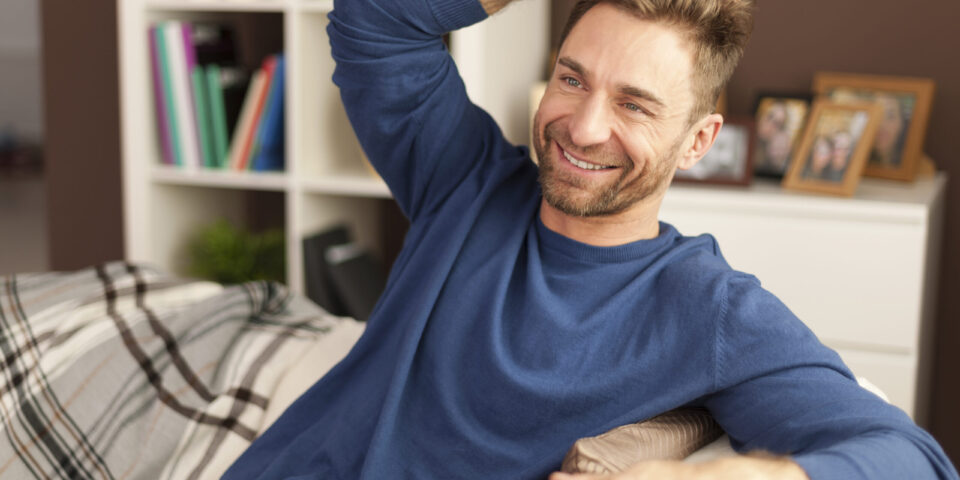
[751, 93, 812, 179]
[813, 72, 935, 181]
[674, 118, 753, 186]
[782, 100, 882, 197]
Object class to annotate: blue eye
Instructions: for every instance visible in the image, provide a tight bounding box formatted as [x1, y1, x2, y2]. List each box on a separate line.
[564, 77, 582, 88]
[622, 103, 649, 116]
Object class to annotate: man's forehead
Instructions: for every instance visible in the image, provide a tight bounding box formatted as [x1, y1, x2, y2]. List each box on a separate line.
[559, 4, 695, 106]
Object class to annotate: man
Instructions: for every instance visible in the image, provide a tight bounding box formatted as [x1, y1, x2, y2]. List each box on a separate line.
[225, 0, 959, 478]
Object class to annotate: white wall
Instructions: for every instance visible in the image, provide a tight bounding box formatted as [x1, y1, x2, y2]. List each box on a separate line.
[0, 0, 47, 274]
[451, 0, 550, 147]
[0, 0, 43, 142]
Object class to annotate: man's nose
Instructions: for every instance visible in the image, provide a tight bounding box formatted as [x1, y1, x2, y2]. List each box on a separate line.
[567, 94, 612, 148]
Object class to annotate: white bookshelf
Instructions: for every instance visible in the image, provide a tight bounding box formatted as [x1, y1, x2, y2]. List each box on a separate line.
[118, 0, 549, 292]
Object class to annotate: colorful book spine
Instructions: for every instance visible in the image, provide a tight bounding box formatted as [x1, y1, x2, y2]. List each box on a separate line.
[206, 64, 230, 168]
[154, 24, 184, 166]
[252, 54, 285, 171]
[226, 69, 266, 170]
[191, 68, 216, 169]
[182, 23, 215, 169]
[148, 26, 174, 166]
[164, 21, 201, 169]
[236, 56, 276, 171]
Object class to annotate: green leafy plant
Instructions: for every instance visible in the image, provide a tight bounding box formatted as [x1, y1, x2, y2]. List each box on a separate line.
[188, 219, 286, 284]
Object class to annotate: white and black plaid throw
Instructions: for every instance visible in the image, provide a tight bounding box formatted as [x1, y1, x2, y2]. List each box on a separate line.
[0, 262, 342, 479]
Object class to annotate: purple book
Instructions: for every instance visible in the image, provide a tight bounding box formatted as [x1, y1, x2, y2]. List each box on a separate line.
[148, 25, 174, 165]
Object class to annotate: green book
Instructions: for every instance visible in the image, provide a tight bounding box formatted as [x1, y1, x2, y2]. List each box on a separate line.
[191, 68, 215, 168]
[155, 24, 184, 166]
[205, 64, 230, 168]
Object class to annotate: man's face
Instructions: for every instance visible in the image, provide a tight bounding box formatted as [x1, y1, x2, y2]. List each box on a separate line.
[534, 4, 697, 218]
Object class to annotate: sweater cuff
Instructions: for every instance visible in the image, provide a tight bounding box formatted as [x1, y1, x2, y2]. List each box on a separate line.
[429, 0, 488, 32]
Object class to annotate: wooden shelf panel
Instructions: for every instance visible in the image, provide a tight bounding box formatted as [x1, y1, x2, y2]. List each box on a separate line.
[300, 174, 390, 198]
[151, 166, 289, 191]
[296, 0, 334, 13]
[143, 0, 290, 13]
[664, 174, 946, 225]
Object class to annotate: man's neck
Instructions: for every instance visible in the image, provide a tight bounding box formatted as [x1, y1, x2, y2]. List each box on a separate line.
[539, 198, 663, 247]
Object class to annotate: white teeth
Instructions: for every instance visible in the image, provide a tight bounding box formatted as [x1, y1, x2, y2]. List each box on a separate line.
[563, 150, 609, 171]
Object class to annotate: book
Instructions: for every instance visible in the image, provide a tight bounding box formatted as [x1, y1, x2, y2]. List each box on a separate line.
[252, 54, 285, 172]
[325, 243, 387, 322]
[153, 24, 184, 166]
[205, 64, 230, 168]
[164, 21, 202, 168]
[302, 226, 352, 316]
[218, 67, 250, 142]
[148, 25, 174, 166]
[237, 56, 276, 171]
[191, 68, 216, 168]
[226, 69, 266, 170]
[183, 23, 216, 169]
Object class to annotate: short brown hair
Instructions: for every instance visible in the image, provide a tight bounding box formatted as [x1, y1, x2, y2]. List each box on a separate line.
[558, 0, 754, 124]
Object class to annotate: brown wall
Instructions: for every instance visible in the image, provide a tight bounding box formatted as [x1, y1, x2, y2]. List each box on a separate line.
[41, 0, 125, 270]
[553, 0, 960, 464]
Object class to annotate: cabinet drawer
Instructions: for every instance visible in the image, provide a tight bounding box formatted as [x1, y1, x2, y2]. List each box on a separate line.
[661, 206, 926, 352]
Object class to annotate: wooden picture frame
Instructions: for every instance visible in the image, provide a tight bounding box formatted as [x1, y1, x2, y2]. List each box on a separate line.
[751, 92, 813, 179]
[782, 100, 882, 197]
[813, 72, 935, 182]
[674, 117, 753, 186]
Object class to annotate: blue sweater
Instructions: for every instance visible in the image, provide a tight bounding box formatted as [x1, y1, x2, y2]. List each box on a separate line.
[224, 0, 959, 478]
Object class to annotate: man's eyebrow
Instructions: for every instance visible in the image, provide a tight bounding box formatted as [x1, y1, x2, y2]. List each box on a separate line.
[557, 56, 587, 78]
[557, 56, 666, 110]
[618, 84, 665, 110]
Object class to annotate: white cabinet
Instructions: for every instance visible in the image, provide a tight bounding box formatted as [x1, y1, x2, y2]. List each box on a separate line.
[661, 174, 946, 426]
[118, 0, 549, 293]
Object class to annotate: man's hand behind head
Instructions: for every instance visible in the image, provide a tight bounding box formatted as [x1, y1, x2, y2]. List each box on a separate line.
[480, 0, 515, 14]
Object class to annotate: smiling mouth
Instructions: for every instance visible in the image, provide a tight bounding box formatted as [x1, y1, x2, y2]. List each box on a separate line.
[559, 145, 617, 171]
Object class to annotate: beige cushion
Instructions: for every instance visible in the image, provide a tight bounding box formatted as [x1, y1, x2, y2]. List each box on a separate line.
[561, 377, 888, 473]
[561, 408, 724, 474]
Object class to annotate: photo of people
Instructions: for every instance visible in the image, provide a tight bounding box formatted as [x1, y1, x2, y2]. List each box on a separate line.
[783, 100, 882, 197]
[813, 73, 934, 181]
[801, 108, 869, 183]
[752, 96, 810, 178]
[827, 88, 913, 169]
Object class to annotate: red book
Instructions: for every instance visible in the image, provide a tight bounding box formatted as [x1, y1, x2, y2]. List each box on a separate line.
[235, 56, 277, 171]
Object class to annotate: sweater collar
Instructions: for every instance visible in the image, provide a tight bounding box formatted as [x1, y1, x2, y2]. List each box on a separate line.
[535, 211, 679, 264]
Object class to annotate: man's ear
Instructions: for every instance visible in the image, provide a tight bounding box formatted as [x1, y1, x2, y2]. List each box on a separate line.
[677, 113, 724, 171]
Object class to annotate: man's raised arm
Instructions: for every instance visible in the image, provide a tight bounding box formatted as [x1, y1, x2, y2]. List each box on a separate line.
[328, 0, 520, 222]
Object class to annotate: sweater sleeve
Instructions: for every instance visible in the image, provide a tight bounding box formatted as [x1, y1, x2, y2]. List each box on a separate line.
[705, 274, 958, 480]
[327, 0, 513, 222]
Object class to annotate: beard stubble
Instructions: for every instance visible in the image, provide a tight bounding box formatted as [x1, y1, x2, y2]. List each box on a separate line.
[533, 116, 683, 218]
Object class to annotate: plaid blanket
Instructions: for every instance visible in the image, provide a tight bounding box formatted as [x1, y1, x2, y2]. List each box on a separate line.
[0, 262, 348, 479]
